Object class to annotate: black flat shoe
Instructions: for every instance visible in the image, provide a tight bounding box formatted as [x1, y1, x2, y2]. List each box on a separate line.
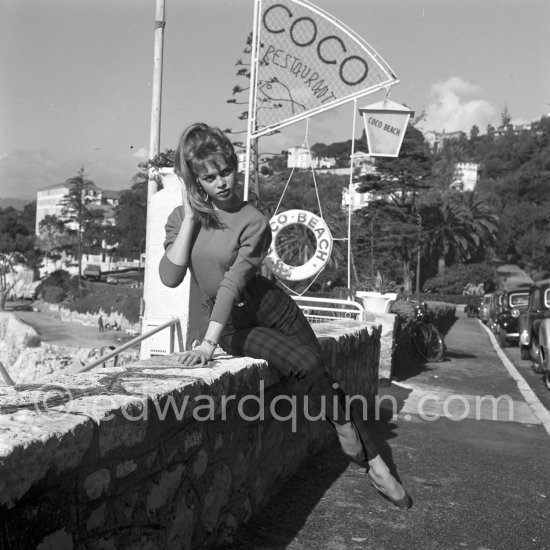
[370, 479, 413, 510]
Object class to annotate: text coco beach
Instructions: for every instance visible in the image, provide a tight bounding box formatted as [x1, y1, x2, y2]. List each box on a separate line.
[366, 116, 402, 137]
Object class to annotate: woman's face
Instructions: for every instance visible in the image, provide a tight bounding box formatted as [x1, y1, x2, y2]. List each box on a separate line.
[195, 158, 240, 209]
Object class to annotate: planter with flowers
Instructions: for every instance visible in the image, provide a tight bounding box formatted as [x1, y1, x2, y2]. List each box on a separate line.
[139, 149, 177, 191]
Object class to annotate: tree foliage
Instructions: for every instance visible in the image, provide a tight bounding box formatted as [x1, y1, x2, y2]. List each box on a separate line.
[0, 204, 40, 309]
[58, 168, 106, 279]
[475, 116, 550, 272]
[423, 263, 496, 295]
[114, 173, 148, 259]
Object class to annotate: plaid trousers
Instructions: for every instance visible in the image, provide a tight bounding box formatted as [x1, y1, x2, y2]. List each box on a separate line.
[220, 275, 380, 462]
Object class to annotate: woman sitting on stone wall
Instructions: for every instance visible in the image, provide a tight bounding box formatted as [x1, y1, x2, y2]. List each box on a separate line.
[158, 122, 412, 510]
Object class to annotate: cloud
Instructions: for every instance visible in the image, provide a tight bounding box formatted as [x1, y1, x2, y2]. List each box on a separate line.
[132, 147, 149, 160]
[420, 77, 497, 134]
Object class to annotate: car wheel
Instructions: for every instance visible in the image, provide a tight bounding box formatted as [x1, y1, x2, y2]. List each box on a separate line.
[498, 327, 509, 348]
[544, 371, 550, 391]
[530, 336, 543, 374]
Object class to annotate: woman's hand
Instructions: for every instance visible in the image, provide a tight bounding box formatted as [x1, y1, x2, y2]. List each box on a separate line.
[176, 342, 214, 368]
[180, 181, 195, 221]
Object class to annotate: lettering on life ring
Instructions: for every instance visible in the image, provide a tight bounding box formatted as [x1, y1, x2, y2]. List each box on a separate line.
[265, 209, 333, 281]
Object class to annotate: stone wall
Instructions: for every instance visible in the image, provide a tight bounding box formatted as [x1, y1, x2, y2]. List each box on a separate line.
[371, 313, 396, 381]
[0, 320, 380, 550]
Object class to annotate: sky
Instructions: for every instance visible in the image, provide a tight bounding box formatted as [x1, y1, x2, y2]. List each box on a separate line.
[1, 0, 549, 200]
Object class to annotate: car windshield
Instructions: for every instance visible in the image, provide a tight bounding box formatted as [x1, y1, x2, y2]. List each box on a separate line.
[509, 293, 529, 308]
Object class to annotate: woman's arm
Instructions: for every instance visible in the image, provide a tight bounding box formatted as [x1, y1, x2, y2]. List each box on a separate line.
[165, 217, 195, 264]
[159, 183, 197, 287]
[177, 212, 272, 368]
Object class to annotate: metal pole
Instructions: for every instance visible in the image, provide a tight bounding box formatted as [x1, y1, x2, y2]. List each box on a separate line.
[148, 0, 166, 199]
[347, 99, 358, 289]
[142, 0, 166, 350]
[75, 318, 179, 374]
[0, 360, 15, 386]
[244, 0, 261, 201]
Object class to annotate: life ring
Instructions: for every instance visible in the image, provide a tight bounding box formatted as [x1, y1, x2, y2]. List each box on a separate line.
[265, 209, 333, 281]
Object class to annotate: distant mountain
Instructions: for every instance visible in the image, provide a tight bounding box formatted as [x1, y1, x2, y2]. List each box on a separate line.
[0, 197, 33, 210]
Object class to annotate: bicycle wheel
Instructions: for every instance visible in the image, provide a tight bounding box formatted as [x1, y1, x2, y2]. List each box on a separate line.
[412, 324, 445, 362]
[425, 326, 445, 362]
[412, 324, 430, 360]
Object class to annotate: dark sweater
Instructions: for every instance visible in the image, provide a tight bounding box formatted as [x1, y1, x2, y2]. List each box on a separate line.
[158, 202, 272, 326]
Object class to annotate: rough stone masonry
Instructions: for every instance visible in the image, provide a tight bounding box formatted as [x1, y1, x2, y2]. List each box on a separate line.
[0, 320, 381, 550]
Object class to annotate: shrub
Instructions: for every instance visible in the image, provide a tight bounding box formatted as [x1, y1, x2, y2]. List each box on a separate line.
[66, 287, 141, 324]
[390, 299, 457, 333]
[389, 300, 415, 321]
[41, 285, 66, 303]
[402, 293, 470, 305]
[423, 263, 495, 295]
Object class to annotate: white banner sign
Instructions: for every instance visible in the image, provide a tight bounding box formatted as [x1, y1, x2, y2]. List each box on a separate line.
[250, 0, 398, 137]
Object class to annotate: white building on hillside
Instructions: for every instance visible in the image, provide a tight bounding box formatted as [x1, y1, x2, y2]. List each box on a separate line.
[342, 183, 372, 211]
[450, 162, 479, 192]
[351, 151, 376, 176]
[35, 180, 119, 235]
[340, 152, 379, 211]
[35, 179, 122, 275]
[287, 146, 336, 170]
[423, 129, 466, 153]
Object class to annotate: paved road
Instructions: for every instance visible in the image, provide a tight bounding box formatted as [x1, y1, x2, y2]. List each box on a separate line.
[6, 302, 138, 351]
[232, 311, 550, 550]
[502, 341, 550, 413]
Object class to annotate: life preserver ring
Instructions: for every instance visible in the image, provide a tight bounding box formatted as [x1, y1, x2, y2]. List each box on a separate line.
[265, 209, 333, 281]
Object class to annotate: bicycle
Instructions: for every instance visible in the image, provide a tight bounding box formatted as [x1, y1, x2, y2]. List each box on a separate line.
[410, 300, 446, 362]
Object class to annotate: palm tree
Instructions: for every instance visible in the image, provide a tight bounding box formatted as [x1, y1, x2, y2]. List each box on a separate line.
[461, 191, 499, 245]
[422, 193, 498, 276]
[359, 201, 418, 293]
[422, 199, 471, 276]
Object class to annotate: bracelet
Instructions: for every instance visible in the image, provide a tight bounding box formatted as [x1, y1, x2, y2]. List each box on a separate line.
[202, 338, 218, 348]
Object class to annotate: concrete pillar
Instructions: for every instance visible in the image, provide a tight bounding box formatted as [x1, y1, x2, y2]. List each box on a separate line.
[140, 169, 204, 359]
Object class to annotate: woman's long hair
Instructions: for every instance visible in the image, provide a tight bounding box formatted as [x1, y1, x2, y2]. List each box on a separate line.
[174, 123, 239, 230]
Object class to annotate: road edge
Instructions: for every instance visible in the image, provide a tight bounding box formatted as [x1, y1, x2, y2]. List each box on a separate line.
[480, 320, 550, 436]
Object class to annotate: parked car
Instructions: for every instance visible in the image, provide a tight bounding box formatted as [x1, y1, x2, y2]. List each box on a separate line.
[479, 293, 493, 324]
[519, 278, 550, 389]
[106, 275, 118, 285]
[487, 291, 503, 334]
[83, 264, 101, 281]
[494, 286, 530, 347]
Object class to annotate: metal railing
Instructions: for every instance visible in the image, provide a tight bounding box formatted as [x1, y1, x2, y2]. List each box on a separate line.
[0, 360, 15, 386]
[291, 295, 365, 323]
[0, 318, 182, 386]
[75, 317, 180, 373]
